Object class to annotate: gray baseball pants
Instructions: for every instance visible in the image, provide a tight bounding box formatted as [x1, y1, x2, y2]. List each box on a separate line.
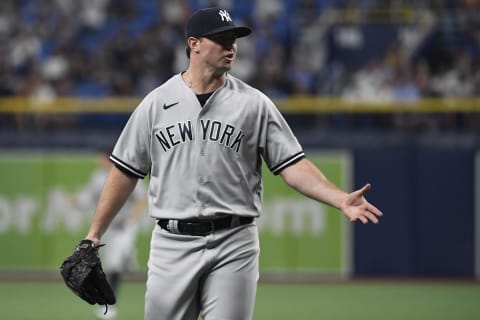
[145, 222, 259, 320]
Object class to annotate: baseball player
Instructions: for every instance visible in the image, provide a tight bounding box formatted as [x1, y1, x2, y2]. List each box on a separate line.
[82, 7, 383, 320]
[74, 151, 148, 319]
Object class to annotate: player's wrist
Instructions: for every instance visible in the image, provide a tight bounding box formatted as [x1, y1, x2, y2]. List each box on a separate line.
[85, 235, 101, 247]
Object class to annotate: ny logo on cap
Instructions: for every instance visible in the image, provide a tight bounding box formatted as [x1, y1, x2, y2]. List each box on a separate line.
[218, 9, 232, 22]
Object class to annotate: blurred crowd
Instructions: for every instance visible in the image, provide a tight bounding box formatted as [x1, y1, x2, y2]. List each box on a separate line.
[1, 0, 479, 99]
[0, 0, 479, 132]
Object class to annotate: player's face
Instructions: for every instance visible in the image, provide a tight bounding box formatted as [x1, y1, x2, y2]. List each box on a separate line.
[201, 31, 238, 71]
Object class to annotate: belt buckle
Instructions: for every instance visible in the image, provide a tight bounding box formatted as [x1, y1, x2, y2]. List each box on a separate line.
[167, 220, 180, 234]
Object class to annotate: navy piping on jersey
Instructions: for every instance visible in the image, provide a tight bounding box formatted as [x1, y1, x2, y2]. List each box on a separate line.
[271, 151, 305, 175]
[109, 154, 147, 179]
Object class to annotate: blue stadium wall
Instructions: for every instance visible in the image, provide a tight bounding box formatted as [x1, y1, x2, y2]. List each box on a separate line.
[297, 130, 478, 278]
[352, 135, 476, 278]
[300, 132, 477, 278]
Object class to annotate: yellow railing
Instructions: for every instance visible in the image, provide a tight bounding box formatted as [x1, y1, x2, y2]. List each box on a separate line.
[0, 97, 141, 113]
[0, 97, 479, 114]
[275, 97, 480, 113]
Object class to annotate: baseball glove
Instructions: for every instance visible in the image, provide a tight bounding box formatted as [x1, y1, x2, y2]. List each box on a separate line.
[60, 239, 116, 306]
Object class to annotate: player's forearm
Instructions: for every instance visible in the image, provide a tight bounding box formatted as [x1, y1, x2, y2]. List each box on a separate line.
[86, 166, 138, 243]
[280, 158, 348, 209]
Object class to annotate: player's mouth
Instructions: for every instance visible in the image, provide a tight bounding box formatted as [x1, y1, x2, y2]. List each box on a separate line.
[224, 53, 234, 62]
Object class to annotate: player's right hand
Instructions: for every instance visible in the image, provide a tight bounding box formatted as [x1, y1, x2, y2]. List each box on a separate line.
[340, 183, 383, 224]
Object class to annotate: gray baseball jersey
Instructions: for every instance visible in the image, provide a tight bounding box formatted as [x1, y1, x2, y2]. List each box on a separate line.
[110, 73, 304, 220]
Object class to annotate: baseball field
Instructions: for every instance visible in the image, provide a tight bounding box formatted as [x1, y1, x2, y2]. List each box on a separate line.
[0, 280, 478, 320]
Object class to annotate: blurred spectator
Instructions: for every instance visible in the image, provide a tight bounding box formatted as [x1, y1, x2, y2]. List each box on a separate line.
[341, 57, 393, 103]
[429, 49, 475, 97]
[287, 47, 318, 95]
[386, 43, 421, 102]
[412, 59, 433, 97]
[252, 40, 290, 98]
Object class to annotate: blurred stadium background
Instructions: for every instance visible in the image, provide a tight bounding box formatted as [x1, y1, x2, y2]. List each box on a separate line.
[1, 0, 480, 319]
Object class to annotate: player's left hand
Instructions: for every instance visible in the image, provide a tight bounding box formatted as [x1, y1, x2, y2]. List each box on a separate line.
[340, 183, 383, 224]
[60, 239, 116, 306]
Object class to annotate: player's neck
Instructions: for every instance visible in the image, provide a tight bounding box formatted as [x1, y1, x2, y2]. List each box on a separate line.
[183, 67, 226, 94]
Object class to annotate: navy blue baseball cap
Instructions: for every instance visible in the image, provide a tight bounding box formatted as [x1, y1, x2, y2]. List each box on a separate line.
[185, 8, 252, 39]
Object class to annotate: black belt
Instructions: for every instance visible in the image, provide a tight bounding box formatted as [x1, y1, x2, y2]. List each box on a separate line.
[157, 216, 254, 236]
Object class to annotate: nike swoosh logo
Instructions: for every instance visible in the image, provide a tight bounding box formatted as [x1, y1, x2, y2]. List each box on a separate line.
[163, 102, 179, 110]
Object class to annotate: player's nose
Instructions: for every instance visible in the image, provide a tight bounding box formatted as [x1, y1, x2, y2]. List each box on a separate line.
[223, 42, 235, 52]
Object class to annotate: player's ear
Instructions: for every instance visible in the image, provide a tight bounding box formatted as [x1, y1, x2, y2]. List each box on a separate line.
[187, 37, 200, 55]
